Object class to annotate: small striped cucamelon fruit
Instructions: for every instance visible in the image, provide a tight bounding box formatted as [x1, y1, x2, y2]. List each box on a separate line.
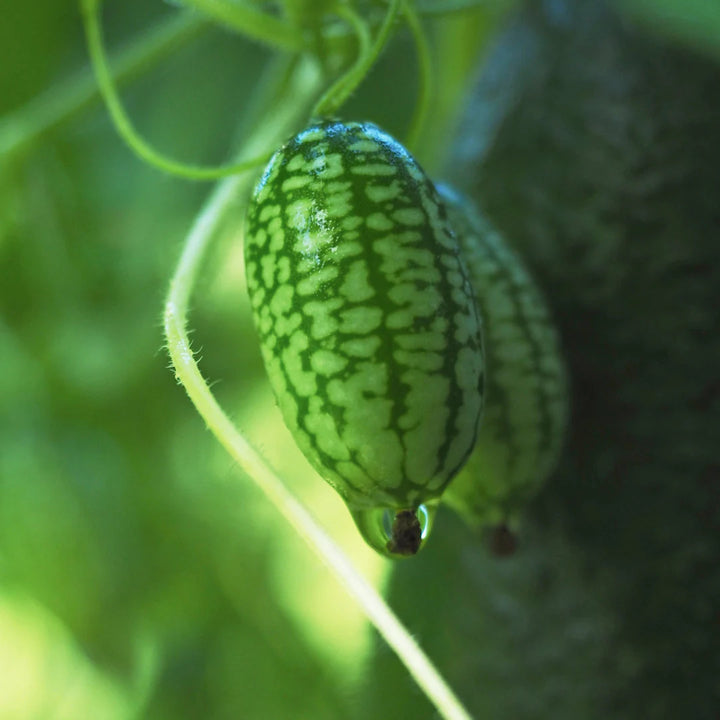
[244, 120, 485, 558]
[438, 184, 569, 553]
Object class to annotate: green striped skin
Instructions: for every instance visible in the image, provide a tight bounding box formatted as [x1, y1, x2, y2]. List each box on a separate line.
[244, 121, 485, 556]
[438, 185, 569, 535]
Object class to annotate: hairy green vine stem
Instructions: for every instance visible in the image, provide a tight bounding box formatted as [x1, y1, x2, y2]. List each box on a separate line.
[163, 57, 473, 720]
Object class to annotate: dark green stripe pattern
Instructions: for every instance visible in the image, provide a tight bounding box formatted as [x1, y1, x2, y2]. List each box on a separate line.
[244, 121, 485, 511]
[438, 184, 569, 528]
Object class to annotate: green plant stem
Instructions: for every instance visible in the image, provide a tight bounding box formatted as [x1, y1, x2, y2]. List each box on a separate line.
[80, 0, 272, 180]
[313, 0, 401, 116]
[310, 3, 372, 118]
[163, 57, 473, 720]
[0, 13, 205, 162]
[402, 0, 434, 153]
[179, 0, 305, 51]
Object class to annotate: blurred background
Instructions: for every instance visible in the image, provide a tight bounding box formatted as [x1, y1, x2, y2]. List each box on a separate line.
[1, 1, 719, 718]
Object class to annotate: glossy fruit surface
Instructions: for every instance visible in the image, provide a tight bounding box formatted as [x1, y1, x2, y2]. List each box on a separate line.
[244, 120, 485, 556]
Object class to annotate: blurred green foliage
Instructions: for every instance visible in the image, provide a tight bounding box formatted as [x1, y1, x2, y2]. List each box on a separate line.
[1, 0, 719, 718]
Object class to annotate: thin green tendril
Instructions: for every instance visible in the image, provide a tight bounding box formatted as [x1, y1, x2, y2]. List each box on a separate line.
[178, 0, 306, 51]
[0, 14, 204, 162]
[313, 0, 402, 117]
[80, 0, 271, 180]
[311, 4, 372, 118]
[402, 0, 434, 152]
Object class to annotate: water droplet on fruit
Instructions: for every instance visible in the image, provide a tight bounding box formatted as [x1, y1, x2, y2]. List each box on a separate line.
[350, 502, 438, 559]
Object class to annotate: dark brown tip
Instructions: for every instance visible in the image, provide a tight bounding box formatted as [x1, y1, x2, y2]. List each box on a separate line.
[488, 523, 518, 557]
[386, 509, 422, 556]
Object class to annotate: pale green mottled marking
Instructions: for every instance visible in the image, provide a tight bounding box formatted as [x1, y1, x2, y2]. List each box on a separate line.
[267, 216, 282, 235]
[324, 191, 353, 219]
[295, 265, 339, 296]
[348, 139, 381, 153]
[392, 207, 425, 226]
[253, 228, 268, 248]
[304, 413, 350, 461]
[340, 260, 375, 302]
[404, 161, 426, 186]
[304, 298, 342, 340]
[394, 349, 444, 372]
[326, 180, 352, 193]
[388, 282, 441, 315]
[338, 306, 383, 334]
[308, 153, 344, 178]
[249, 286, 265, 310]
[282, 175, 312, 192]
[335, 460, 372, 491]
[399, 370, 450, 469]
[304, 399, 350, 461]
[260, 254, 276, 287]
[269, 284, 293, 317]
[310, 349, 348, 376]
[350, 163, 397, 176]
[276, 256, 291, 284]
[339, 335, 381, 358]
[294, 126, 326, 144]
[274, 312, 302, 337]
[258, 305, 272, 335]
[285, 154, 309, 173]
[366, 212, 394, 231]
[269, 230, 284, 253]
[451, 308, 478, 345]
[439, 253, 460, 270]
[293, 229, 337, 258]
[286, 198, 314, 230]
[330, 240, 363, 260]
[365, 181, 401, 203]
[282, 334, 316, 397]
[258, 203, 280, 222]
[392, 230, 424, 245]
[341, 215, 363, 231]
[349, 424, 404, 490]
[372, 239, 433, 274]
[326, 362, 387, 408]
[264, 333, 277, 351]
[385, 307, 414, 329]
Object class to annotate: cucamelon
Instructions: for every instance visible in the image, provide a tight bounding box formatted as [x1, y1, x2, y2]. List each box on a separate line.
[244, 120, 485, 557]
[438, 184, 569, 551]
